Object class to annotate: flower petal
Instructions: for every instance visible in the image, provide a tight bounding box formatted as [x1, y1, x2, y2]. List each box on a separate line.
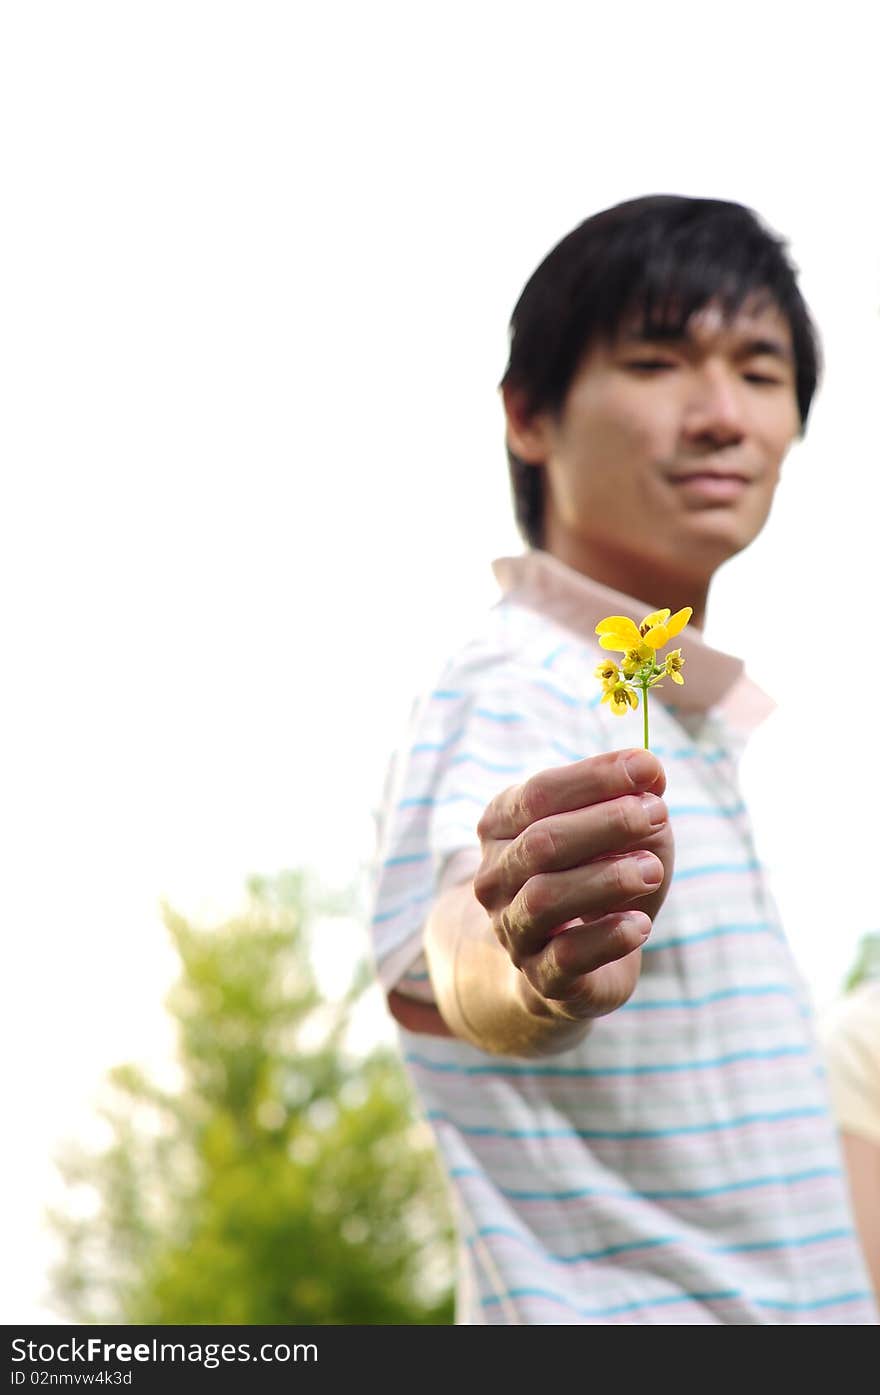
[601, 689, 626, 714]
[602, 680, 640, 714]
[640, 609, 670, 630]
[596, 616, 641, 646]
[596, 615, 635, 632]
[594, 660, 620, 683]
[664, 607, 693, 640]
[641, 623, 670, 650]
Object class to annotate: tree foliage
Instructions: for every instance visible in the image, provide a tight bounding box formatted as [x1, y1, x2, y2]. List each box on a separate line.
[48, 870, 455, 1324]
[844, 930, 880, 992]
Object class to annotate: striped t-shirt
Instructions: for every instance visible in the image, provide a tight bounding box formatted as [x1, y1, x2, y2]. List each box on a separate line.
[368, 549, 878, 1325]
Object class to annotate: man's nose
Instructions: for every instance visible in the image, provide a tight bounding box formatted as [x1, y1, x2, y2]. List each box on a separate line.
[682, 366, 746, 448]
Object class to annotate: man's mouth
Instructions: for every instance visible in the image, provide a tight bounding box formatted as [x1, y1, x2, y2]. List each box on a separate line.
[667, 471, 752, 502]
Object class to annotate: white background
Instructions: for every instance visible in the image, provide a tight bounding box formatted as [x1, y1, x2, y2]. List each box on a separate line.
[2, 1, 879, 1322]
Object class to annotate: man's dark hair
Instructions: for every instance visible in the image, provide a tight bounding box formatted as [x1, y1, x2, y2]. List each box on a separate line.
[500, 194, 821, 549]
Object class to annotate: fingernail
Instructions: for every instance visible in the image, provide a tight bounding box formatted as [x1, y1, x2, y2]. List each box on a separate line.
[624, 750, 656, 788]
[634, 851, 663, 886]
[639, 793, 666, 827]
[620, 911, 651, 943]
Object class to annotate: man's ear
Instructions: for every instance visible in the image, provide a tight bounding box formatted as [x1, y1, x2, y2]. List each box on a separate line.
[501, 384, 553, 465]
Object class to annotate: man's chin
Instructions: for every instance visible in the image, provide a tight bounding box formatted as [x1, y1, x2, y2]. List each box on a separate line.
[678, 511, 767, 565]
[639, 526, 756, 590]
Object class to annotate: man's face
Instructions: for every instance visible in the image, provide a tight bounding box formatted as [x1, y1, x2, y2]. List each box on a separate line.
[517, 295, 802, 585]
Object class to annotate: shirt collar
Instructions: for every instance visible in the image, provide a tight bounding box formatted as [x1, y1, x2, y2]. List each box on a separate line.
[491, 549, 775, 737]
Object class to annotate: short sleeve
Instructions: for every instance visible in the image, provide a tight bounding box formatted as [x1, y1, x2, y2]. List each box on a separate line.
[366, 642, 601, 998]
[819, 984, 880, 1145]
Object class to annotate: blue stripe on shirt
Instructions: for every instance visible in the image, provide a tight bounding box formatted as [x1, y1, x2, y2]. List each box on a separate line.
[482, 1287, 740, 1320]
[397, 793, 485, 809]
[480, 1282, 867, 1320]
[406, 1042, 809, 1079]
[675, 859, 761, 880]
[426, 1103, 824, 1141]
[371, 890, 433, 925]
[467, 1222, 852, 1265]
[541, 644, 568, 669]
[451, 1163, 840, 1203]
[621, 982, 795, 1011]
[643, 921, 782, 953]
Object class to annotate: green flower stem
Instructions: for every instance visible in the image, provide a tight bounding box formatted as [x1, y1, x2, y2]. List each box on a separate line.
[642, 682, 650, 750]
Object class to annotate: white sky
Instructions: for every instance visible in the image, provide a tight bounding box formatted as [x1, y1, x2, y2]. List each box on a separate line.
[2, 1, 879, 1323]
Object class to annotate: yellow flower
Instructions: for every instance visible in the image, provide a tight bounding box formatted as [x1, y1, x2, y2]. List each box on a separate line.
[601, 680, 639, 716]
[596, 615, 653, 659]
[640, 607, 692, 650]
[639, 608, 672, 634]
[594, 604, 691, 750]
[596, 607, 692, 654]
[621, 647, 643, 678]
[664, 649, 685, 684]
[594, 659, 620, 688]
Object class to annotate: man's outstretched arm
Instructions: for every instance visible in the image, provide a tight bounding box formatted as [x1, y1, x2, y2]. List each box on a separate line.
[388, 747, 673, 1057]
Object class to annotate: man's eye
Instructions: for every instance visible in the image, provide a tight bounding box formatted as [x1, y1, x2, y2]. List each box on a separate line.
[626, 359, 677, 372]
[743, 373, 783, 386]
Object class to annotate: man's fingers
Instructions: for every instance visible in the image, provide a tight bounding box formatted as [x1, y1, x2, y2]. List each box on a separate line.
[477, 791, 668, 908]
[496, 851, 664, 964]
[477, 748, 665, 843]
[522, 911, 652, 1002]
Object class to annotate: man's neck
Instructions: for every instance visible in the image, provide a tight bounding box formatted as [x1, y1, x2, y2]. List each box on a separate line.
[543, 533, 711, 632]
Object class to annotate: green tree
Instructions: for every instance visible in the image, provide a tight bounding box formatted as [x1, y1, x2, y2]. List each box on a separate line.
[49, 870, 455, 1324]
[844, 930, 880, 991]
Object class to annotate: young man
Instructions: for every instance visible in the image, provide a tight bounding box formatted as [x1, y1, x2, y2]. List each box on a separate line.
[368, 196, 878, 1324]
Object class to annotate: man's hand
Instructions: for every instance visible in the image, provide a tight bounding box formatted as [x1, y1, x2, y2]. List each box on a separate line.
[472, 747, 673, 1025]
